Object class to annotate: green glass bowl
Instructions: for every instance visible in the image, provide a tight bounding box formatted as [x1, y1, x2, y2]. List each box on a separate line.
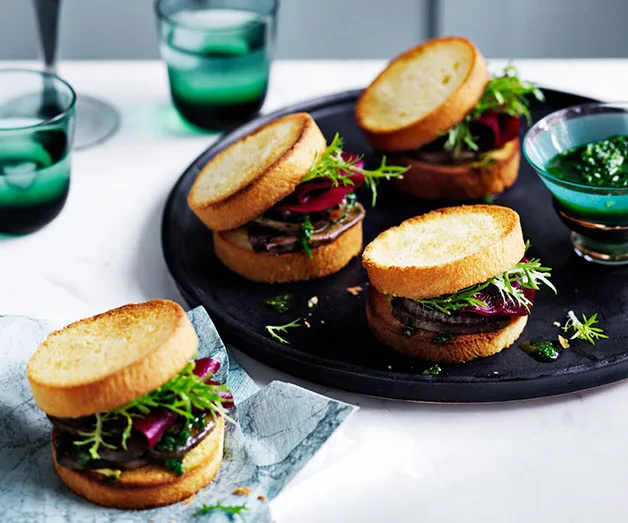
[523, 102, 628, 265]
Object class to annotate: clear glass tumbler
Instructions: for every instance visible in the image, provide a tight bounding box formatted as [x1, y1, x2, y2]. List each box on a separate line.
[155, 0, 278, 131]
[0, 69, 76, 235]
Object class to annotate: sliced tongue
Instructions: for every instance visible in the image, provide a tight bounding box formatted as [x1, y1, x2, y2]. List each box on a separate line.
[133, 358, 224, 449]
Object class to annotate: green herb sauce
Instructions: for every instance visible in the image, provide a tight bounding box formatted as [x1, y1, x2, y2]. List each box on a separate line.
[519, 340, 562, 362]
[164, 458, 185, 476]
[263, 293, 294, 313]
[423, 364, 443, 376]
[432, 332, 457, 344]
[546, 135, 628, 188]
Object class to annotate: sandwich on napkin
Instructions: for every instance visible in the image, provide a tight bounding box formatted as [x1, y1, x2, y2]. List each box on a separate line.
[355, 36, 543, 200]
[26, 299, 233, 509]
[362, 205, 556, 363]
[188, 112, 406, 283]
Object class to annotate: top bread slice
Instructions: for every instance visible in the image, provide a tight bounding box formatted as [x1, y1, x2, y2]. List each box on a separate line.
[362, 205, 525, 299]
[355, 36, 488, 152]
[188, 112, 327, 231]
[27, 300, 198, 418]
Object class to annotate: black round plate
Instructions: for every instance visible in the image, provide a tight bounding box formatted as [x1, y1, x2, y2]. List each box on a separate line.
[162, 88, 628, 402]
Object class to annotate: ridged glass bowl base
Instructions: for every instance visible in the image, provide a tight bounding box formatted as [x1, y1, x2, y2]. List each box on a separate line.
[553, 200, 628, 265]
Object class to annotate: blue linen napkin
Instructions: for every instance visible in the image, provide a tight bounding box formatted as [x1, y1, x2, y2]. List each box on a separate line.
[0, 307, 357, 522]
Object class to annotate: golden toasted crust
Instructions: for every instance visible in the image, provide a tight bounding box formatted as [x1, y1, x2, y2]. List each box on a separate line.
[366, 287, 527, 362]
[390, 139, 520, 200]
[356, 36, 488, 151]
[53, 417, 224, 509]
[188, 113, 327, 231]
[213, 221, 363, 283]
[362, 205, 525, 299]
[27, 300, 198, 418]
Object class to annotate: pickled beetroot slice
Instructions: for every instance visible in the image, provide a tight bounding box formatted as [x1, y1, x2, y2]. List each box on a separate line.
[470, 111, 521, 150]
[461, 283, 536, 317]
[275, 153, 365, 213]
[132, 358, 229, 449]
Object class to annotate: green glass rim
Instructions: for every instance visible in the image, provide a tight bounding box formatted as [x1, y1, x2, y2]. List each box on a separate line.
[154, 0, 279, 31]
[522, 101, 628, 195]
[0, 68, 76, 132]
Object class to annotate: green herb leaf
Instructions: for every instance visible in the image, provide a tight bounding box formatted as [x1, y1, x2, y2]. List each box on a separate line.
[265, 318, 302, 344]
[164, 458, 185, 476]
[300, 219, 314, 258]
[194, 502, 249, 518]
[443, 65, 544, 157]
[300, 133, 408, 206]
[423, 364, 442, 376]
[415, 247, 556, 315]
[73, 362, 232, 459]
[562, 311, 608, 344]
[263, 293, 294, 313]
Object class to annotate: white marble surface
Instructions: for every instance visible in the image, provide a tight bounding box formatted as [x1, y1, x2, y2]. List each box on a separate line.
[1, 59, 628, 522]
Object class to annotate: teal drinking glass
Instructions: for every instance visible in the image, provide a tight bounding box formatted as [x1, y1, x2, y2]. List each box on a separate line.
[155, 0, 278, 131]
[0, 69, 75, 235]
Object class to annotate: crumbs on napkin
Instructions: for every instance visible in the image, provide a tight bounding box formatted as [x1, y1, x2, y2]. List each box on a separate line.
[347, 286, 363, 296]
[308, 296, 319, 308]
[258, 495, 266, 501]
[232, 487, 251, 496]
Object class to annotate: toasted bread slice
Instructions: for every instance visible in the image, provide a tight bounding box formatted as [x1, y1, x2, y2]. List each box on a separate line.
[188, 112, 327, 231]
[366, 286, 527, 362]
[362, 205, 525, 299]
[27, 300, 198, 418]
[53, 417, 224, 509]
[213, 221, 362, 283]
[355, 36, 488, 152]
[391, 139, 520, 200]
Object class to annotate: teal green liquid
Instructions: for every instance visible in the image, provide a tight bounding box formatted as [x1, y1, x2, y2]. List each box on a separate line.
[161, 9, 270, 130]
[0, 129, 71, 235]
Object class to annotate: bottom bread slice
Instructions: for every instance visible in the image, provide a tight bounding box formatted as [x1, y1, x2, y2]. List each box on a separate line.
[213, 221, 362, 283]
[366, 287, 528, 363]
[390, 138, 520, 200]
[53, 416, 224, 509]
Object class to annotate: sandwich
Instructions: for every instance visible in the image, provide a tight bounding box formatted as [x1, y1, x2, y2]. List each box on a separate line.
[26, 300, 233, 509]
[362, 205, 555, 363]
[188, 112, 406, 283]
[355, 36, 543, 200]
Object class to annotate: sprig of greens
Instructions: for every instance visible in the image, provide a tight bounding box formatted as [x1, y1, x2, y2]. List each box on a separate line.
[562, 311, 608, 345]
[73, 413, 116, 460]
[300, 219, 314, 258]
[415, 249, 556, 315]
[300, 133, 408, 206]
[73, 362, 232, 458]
[444, 65, 544, 157]
[265, 318, 301, 344]
[194, 502, 249, 518]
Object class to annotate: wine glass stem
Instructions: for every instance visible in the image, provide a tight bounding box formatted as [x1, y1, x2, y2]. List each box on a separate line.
[32, 0, 62, 74]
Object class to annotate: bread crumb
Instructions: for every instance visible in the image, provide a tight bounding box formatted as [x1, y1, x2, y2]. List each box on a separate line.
[493, 371, 499, 375]
[181, 494, 194, 505]
[553, 321, 561, 328]
[232, 487, 251, 496]
[558, 335, 570, 349]
[308, 296, 319, 308]
[258, 495, 266, 501]
[304, 320, 311, 328]
[321, 320, 325, 324]
[347, 286, 363, 296]
[387, 365, 392, 370]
